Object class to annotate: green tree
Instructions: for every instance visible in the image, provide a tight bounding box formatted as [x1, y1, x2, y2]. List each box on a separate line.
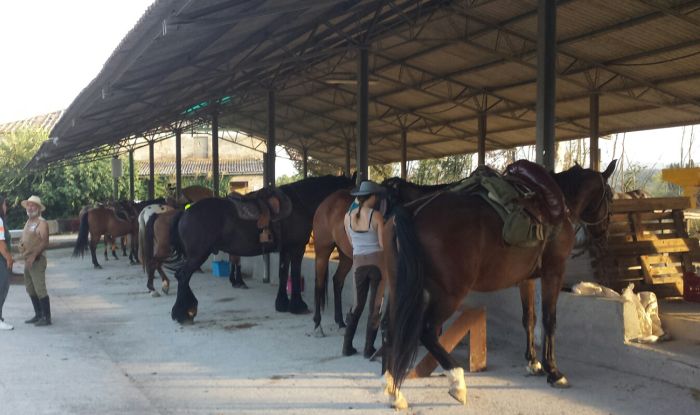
[410, 154, 473, 185]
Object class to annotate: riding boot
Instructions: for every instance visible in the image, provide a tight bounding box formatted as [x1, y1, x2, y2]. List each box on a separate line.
[25, 295, 41, 324]
[342, 311, 359, 356]
[34, 296, 51, 326]
[363, 327, 379, 359]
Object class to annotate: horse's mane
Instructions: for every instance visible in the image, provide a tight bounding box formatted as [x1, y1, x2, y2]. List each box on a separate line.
[280, 174, 354, 207]
[552, 164, 590, 202]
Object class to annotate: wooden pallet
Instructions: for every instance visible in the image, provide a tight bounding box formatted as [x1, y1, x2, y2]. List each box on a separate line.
[594, 197, 700, 296]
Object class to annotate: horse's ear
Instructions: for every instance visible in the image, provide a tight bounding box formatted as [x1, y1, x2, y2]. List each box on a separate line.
[602, 159, 617, 180]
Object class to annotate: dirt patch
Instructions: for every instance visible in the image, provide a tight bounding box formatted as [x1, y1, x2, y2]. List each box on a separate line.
[223, 322, 257, 331]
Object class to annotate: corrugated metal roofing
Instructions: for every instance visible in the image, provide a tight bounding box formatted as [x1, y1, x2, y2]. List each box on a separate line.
[136, 158, 263, 176]
[29, 0, 700, 168]
[0, 110, 64, 136]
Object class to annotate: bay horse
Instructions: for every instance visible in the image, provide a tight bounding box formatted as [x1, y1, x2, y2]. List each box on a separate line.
[169, 174, 356, 323]
[382, 160, 616, 409]
[73, 206, 139, 269]
[312, 178, 454, 335]
[139, 203, 175, 296]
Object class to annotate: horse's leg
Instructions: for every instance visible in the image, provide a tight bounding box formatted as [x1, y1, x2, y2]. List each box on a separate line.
[541, 265, 570, 388]
[332, 251, 353, 329]
[103, 235, 110, 261]
[275, 250, 290, 312]
[288, 244, 309, 314]
[90, 233, 102, 269]
[419, 320, 467, 405]
[313, 245, 333, 334]
[157, 263, 170, 295]
[121, 236, 128, 257]
[519, 279, 544, 375]
[171, 259, 201, 323]
[146, 258, 159, 297]
[383, 371, 408, 410]
[112, 236, 119, 260]
[229, 255, 247, 289]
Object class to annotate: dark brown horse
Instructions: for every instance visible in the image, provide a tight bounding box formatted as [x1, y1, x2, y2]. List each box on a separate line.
[169, 174, 356, 323]
[382, 160, 616, 409]
[312, 178, 453, 335]
[73, 206, 139, 268]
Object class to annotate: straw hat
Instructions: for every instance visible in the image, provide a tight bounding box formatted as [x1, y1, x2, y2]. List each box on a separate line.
[350, 180, 385, 196]
[21, 195, 46, 212]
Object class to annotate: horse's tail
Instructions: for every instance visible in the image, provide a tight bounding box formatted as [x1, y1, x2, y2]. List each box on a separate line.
[138, 211, 148, 271]
[72, 210, 90, 258]
[389, 205, 426, 390]
[143, 212, 159, 271]
[169, 210, 185, 259]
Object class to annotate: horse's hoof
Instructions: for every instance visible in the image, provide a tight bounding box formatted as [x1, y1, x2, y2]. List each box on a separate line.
[289, 299, 310, 315]
[449, 388, 467, 405]
[548, 375, 571, 389]
[447, 367, 467, 405]
[162, 286, 169, 295]
[526, 361, 545, 376]
[342, 345, 357, 356]
[313, 325, 325, 338]
[275, 296, 290, 312]
[336, 321, 347, 329]
[150, 290, 160, 298]
[94, 265, 102, 269]
[390, 392, 408, 410]
[232, 281, 248, 289]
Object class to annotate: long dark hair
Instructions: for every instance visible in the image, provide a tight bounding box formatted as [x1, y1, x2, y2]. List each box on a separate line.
[355, 195, 371, 221]
[0, 194, 6, 222]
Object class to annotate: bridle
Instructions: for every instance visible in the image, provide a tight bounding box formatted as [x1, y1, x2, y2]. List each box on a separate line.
[577, 175, 612, 227]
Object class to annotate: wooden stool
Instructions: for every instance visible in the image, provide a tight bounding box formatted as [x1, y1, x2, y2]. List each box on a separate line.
[408, 306, 487, 378]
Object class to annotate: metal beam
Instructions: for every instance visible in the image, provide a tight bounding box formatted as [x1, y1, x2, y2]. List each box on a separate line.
[212, 112, 220, 196]
[478, 113, 486, 166]
[129, 149, 135, 201]
[536, 0, 556, 170]
[175, 128, 182, 197]
[401, 129, 408, 179]
[590, 93, 600, 171]
[267, 90, 277, 187]
[356, 48, 369, 183]
[148, 140, 155, 199]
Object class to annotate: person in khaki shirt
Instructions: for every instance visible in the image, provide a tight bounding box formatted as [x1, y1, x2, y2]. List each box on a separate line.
[20, 195, 50, 326]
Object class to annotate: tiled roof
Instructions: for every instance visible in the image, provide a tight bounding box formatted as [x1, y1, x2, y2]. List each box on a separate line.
[136, 159, 263, 177]
[0, 110, 64, 135]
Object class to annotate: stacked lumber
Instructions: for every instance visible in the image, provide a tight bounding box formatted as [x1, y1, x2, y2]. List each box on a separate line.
[594, 197, 700, 296]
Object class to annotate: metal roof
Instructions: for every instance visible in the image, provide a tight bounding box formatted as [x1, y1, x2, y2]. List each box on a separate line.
[136, 158, 263, 176]
[30, 0, 700, 168]
[0, 110, 64, 136]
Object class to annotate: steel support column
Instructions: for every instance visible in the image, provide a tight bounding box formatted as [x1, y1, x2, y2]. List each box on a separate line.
[356, 48, 369, 183]
[590, 93, 600, 171]
[345, 139, 351, 177]
[401, 129, 408, 179]
[478, 113, 487, 166]
[148, 140, 155, 200]
[212, 113, 220, 196]
[302, 147, 309, 179]
[129, 149, 135, 201]
[535, 0, 557, 171]
[175, 128, 182, 197]
[267, 90, 276, 188]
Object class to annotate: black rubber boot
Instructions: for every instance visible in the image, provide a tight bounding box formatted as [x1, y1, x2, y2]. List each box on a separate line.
[363, 327, 379, 359]
[34, 296, 51, 326]
[342, 311, 358, 356]
[25, 295, 41, 324]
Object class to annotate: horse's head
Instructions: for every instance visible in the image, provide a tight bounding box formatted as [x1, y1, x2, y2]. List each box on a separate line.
[380, 177, 404, 213]
[556, 159, 616, 243]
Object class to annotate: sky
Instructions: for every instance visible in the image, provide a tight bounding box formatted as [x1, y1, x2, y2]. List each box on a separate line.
[0, 1, 696, 175]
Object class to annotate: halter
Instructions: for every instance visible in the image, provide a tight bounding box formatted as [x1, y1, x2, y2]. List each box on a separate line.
[577, 174, 611, 226]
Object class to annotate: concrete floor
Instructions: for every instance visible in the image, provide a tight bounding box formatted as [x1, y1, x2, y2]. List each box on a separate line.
[1, 246, 699, 414]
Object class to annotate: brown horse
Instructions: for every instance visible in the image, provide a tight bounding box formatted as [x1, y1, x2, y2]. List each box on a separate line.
[382, 160, 616, 409]
[312, 178, 454, 335]
[73, 206, 139, 269]
[142, 208, 180, 296]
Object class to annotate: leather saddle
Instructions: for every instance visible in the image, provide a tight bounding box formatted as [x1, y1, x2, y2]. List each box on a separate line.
[227, 187, 292, 243]
[504, 159, 566, 226]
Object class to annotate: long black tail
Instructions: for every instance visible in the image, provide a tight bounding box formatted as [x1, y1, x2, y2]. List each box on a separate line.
[388, 205, 426, 390]
[143, 212, 159, 271]
[72, 211, 90, 257]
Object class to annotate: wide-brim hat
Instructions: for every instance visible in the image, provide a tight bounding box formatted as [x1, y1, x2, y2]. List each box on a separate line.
[21, 195, 46, 212]
[350, 180, 386, 196]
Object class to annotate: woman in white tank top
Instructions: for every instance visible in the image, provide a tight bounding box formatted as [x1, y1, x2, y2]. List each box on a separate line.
[342, 180, 385, 358]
